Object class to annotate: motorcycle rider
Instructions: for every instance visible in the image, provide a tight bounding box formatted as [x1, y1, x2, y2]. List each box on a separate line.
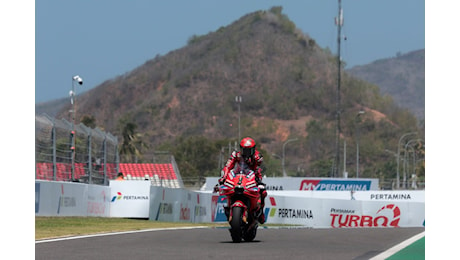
[218, 137, 267, 224]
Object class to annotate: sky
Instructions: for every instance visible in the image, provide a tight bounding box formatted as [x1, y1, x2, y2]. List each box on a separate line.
[34, 0, 425, 104]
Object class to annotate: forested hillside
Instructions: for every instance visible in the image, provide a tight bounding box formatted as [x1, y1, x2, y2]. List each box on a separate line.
[37, 7, 424, 185]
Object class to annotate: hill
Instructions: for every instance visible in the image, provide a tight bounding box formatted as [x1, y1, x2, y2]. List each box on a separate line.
[37, 7, 423, 181]
[346, 49, 425, 120]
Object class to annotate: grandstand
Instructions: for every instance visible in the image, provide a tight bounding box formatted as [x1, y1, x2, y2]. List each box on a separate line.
[35, 162, 184, 188]
[35, 114, 184, 188]
[35, 162, 117, 182]
[118, 163, 182, 188]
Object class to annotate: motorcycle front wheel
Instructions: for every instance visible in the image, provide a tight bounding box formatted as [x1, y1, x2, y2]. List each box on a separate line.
[243, 223, 257, 242]
[230, 207, 243, 243]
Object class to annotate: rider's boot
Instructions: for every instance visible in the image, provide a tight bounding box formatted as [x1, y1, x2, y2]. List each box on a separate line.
[257, 183, 267, 224]
[257, 206, 265, 224]
[224, 206, 230, 220]
[257, 196, 266, 224]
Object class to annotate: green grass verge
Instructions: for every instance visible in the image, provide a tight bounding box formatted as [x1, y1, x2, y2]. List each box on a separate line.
[35, 217, 226, 240]
[35, 217, 299, 241]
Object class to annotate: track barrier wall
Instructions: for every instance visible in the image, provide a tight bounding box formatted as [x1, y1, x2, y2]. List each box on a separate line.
[35, 180, 424, 228]
[35, 181, 110, 217]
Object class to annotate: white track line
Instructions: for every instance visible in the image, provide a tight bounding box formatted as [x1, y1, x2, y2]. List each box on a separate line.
[369, 231, 425, 260]
[36, 226, 208, 244]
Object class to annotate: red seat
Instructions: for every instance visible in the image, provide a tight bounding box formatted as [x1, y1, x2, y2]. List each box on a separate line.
[56, 163, 71, 181]
[74, 163, 86, 179]
[105, 163, 117, 179]
[118, 163, 178, 181]
[36, 162, 121, 182]
[36, 162, 53, 180]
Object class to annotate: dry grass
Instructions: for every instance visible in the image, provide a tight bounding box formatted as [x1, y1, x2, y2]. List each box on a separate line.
[35, 217, 226, 240]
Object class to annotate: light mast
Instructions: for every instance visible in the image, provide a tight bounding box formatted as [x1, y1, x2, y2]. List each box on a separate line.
[332, 0, 343, 177]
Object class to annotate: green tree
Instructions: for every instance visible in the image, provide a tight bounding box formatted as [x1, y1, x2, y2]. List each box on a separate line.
[309, 159, 333, 177]
[81, 115, 97, 128]
[176, 137, 221, 181]
[305, 120, 334, 161]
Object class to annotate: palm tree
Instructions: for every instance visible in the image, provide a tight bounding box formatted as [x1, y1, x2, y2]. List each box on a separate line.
[118, 121, 148, 163]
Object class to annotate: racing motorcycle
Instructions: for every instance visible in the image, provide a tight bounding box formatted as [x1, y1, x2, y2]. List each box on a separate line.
[217, 162, 264, 243]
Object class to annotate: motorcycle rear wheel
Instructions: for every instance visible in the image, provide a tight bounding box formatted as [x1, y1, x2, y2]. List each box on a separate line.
[230, 207, 243, 243]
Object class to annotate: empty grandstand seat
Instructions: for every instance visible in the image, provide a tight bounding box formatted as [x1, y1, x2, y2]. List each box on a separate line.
[117, 163, 179, 186]
[56, 163, 71, 181]
[74, 163, 86, 179]
[36, 162, 54, 180]
[153, 174, 160, 186]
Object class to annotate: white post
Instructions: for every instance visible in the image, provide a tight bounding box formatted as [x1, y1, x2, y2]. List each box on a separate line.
[282, 138, 298, 177]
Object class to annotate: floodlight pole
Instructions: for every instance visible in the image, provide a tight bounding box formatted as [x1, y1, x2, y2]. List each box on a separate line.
[282, 138, 298, 177]
[333, 0, 344, 177]
[355, 110, 365, 178]
[235, 96, 242, 142]
[396, 132, 416, 189]
[70, 75, 83, 181]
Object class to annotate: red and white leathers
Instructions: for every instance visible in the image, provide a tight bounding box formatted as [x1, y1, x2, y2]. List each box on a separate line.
[219, 149, 267, 224]
[219, 150, 264, 184]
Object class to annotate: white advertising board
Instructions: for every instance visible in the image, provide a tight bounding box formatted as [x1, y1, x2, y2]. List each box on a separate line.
[204, 177, 379, 191]
[36, 180, 424, 228]
[109, 180, 151, 218]
[192, 192, 213, 223]
[263, 196, 425, 228]
[262, 195, 318, 226]
[149, 187, 185, 222]
[266, 190, 425, 202]
[209, 191, 425, 228]
[353, 190, 425, 202]
[87, 185, 111, 217]
[149, 187, 214, 223]
[35, 181, 88, 216]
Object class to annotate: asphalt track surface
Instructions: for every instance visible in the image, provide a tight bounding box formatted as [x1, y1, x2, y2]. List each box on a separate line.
[36, 226, 424, 260]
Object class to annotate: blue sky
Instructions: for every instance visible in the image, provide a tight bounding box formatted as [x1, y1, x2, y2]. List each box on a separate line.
[34, 0, 425, 104]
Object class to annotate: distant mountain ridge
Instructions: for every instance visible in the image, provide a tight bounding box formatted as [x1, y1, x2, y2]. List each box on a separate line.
[35, 7, 423, 178]
[346, 49, 425, 120]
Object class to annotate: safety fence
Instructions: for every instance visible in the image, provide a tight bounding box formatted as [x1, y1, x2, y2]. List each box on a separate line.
[35, 114, 119, 185]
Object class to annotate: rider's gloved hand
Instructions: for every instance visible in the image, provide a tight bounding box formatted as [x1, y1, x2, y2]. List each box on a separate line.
[258, 183, 266, 190]
[213, 184, 220, 193]
[255, 176, 265, 186]
[219, 169, 228, 185]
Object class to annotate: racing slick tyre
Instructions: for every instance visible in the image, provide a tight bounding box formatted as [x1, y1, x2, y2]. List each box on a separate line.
[230, 207, 243, 243]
